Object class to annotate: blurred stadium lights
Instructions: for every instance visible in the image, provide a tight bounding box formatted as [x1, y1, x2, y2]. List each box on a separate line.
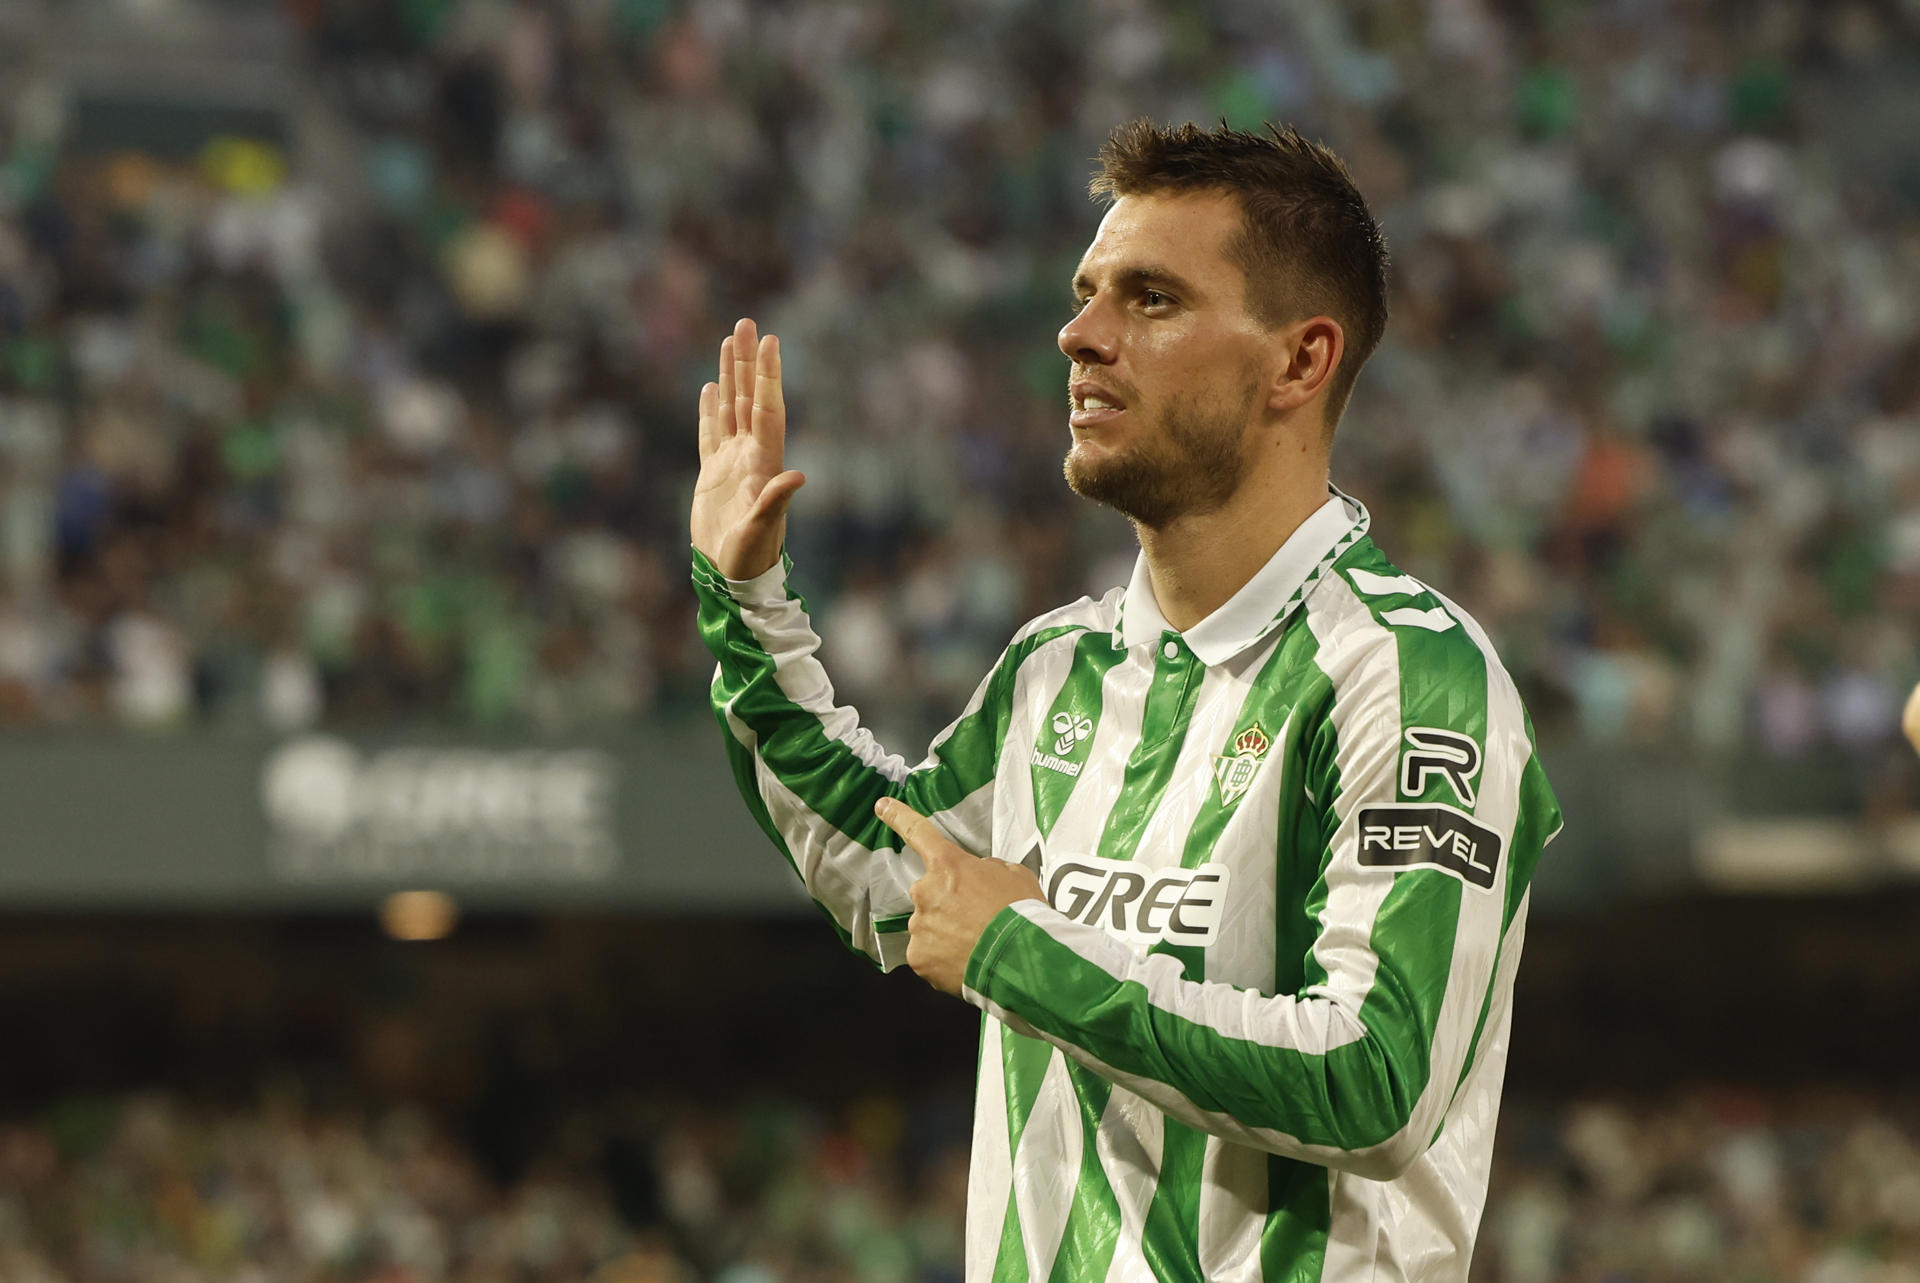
[1695, 814, 1920, 890]
[377, 889, 458, 941]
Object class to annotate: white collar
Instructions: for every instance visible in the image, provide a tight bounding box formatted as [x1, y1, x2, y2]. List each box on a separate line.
[1115, 486, 1370, 666]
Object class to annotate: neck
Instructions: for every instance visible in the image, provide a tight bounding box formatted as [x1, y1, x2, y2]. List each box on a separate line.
[1136, 446, 1330, 632]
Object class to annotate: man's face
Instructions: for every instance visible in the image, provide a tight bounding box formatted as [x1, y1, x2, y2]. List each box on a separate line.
[1058, 190, 1272, 528]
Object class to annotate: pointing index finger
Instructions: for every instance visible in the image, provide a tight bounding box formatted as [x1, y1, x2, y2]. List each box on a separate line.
[876, 797, 948, 858]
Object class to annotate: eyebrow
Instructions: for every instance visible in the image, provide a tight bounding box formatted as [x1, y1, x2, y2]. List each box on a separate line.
[1071, 265, 1201, 300]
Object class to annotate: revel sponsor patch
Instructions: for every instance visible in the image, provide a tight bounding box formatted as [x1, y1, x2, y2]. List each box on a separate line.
[1355, 803, 1502, 891]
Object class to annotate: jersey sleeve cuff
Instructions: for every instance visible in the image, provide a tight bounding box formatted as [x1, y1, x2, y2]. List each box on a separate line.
[963, 902, 1030, 999]
[690, 546, 793, 606]
[962, 898, 1111, 1019]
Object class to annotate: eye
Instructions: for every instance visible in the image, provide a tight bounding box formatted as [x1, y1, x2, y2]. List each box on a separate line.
[1141, 289, 1171, 310]
[1068, 295, 1090, 316]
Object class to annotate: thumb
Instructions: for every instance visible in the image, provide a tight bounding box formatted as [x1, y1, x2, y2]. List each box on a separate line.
[748, 470, 806, 524]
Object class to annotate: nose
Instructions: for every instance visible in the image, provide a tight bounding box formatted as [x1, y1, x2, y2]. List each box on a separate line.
[1058, 295, 1119, 365]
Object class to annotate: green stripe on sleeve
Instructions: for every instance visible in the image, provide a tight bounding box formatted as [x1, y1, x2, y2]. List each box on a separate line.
[1446, 749, 1562, 1105]
[1507, 749, 1560, 931]
[1343, 872, 1462, 1128]
[695, 545, 1080, 850]
[697, 560, 906, 847]
[1343, 548, 1559, 1132]
[1290, 546, 1493, 1131]
[967, 907, 1421, 1151]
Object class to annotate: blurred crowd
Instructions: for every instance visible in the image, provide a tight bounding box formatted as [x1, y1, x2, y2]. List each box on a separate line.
[0, 1085, 970, 1283]
[0, 0, 1916, 758]
[1484, 1088, 1920, 1283]
[1, 1083, 1917, 1282]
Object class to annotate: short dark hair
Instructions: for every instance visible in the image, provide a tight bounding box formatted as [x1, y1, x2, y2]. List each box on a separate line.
[1091, 119, 1389, 431]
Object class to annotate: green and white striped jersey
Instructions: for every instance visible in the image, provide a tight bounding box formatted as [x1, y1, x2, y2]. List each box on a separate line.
[693, 488, 1561, 1282]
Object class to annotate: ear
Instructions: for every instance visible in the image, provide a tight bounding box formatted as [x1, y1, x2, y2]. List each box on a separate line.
[1265, 316, 1345, 421]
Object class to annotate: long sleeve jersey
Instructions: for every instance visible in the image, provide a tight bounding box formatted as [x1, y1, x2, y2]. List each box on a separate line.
[692, 488, 1562, 1283]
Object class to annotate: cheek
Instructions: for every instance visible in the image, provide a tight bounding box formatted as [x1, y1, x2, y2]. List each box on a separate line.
[1125, 323, 1185, 361]
[1126, 322, 1230, 384]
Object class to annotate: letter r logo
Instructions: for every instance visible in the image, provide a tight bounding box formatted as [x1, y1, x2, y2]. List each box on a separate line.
[1399, 727, 1481, 808]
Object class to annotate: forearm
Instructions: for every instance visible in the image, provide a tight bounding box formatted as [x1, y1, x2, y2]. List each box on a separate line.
[696, 549, 927, 965]
[960, 901, 1485, 1179]
[696, 548, 1024, 967]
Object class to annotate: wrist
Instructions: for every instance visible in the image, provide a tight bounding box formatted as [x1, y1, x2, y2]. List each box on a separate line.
[692, 545, 791, 605]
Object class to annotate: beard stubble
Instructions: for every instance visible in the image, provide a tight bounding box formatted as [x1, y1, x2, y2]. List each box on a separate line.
[1062, 378, 1258, 528]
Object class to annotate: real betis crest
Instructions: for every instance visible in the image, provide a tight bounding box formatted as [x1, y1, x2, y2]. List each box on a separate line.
[1213, 722, 1272, 807]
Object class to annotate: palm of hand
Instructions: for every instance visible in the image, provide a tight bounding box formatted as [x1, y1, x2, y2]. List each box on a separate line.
[691, 318, 806, 581]
[692, 427, 780, 568]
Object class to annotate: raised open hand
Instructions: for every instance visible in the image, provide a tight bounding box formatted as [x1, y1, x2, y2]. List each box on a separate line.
[691, 317, 807, 581]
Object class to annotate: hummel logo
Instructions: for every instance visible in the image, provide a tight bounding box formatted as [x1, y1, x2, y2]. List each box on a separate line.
[1051, 710, 1094, 756]
[1031, 751, 1083, 777]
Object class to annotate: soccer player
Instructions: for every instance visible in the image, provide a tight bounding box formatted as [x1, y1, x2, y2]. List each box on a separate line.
[690, 121, 1562, 1281]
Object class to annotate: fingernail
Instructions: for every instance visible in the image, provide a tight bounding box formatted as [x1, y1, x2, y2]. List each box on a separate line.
[874, 798, 891, 819]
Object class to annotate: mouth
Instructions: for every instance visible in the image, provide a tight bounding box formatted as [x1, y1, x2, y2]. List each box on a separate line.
[1069, 379, 1128, 429]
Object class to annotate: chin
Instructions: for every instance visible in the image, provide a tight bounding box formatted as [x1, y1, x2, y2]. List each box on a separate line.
[1063, 448, 1154, 521]
[1064, 432, 1127, 472]
[1062, 440, 1114, 492]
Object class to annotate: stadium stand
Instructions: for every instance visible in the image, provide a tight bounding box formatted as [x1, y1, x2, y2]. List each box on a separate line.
[0, 904, 1916, 1282]
[0, 0, 1914, 760]
[2, 1082, 1918, 1282]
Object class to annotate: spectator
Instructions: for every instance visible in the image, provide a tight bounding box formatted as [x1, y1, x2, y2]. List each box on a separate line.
[0, 0, 1911, 772]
